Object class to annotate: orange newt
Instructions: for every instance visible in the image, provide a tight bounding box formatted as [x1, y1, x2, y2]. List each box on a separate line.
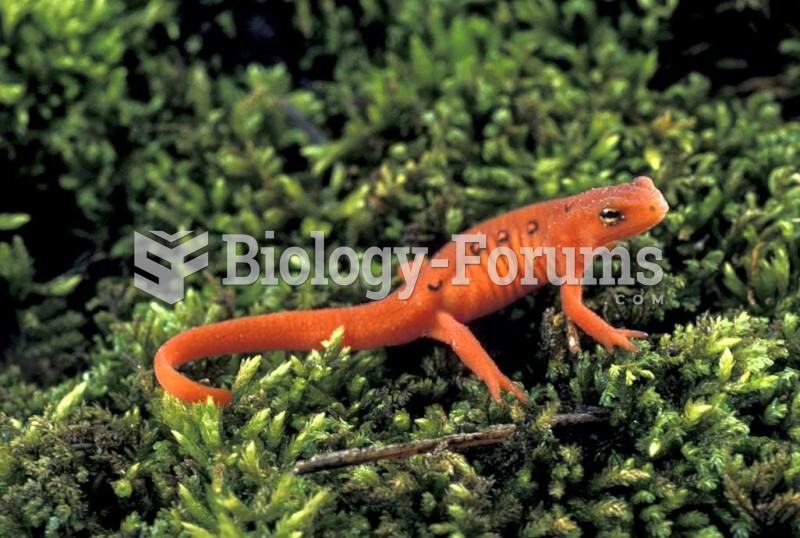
[154, 177, 669, 405]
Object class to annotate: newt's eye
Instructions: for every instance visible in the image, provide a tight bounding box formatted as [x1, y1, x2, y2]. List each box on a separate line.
[599, 207, 624, 226]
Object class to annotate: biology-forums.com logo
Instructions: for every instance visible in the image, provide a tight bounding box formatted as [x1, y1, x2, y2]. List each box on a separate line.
[133, 230, 665, 305]
[134, 231, 209, 304]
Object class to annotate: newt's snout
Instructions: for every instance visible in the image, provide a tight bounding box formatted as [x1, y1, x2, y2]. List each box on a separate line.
[633, 176, 669, 220]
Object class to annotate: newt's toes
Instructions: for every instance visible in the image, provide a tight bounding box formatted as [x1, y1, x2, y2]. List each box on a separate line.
[601, 328, 649, 353]
[485, 379, 502, 403]
[499, 375, 529, 403]
[618, 329, 648, 340]
[606, 341, 638, 353]
[483, 373, 528, 404]
[481, 372, 528, 404]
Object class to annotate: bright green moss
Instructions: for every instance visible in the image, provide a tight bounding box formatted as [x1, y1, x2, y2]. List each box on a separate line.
[1, 0, 800, 535]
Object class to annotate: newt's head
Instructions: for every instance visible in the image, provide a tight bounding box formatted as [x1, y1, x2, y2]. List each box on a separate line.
[560, 176, 669, 247]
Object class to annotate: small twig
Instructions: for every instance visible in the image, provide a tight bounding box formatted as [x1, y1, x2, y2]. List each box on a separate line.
[293, 411, 606, 475]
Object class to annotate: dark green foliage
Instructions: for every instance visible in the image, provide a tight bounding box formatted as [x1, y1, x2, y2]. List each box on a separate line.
[1, 0, 800, 535]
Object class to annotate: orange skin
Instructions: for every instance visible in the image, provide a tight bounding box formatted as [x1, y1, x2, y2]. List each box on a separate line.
[154, 177, 669, 405]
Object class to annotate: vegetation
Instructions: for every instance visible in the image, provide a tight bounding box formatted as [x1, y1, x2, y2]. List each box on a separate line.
[1, 0, 799, 535]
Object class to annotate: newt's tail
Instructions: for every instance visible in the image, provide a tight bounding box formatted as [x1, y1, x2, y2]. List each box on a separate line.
[154, 294, 428, 405]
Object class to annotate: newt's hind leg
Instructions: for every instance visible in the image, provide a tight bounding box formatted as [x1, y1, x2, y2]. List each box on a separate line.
[426, 311, 528, 403]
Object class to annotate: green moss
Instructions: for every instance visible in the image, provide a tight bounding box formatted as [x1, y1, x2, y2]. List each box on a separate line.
[2, 0, 800, 535]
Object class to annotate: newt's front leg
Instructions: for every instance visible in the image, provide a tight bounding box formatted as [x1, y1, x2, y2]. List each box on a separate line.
[559, 283, 648, 352]
[426, 311, 529, 403]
